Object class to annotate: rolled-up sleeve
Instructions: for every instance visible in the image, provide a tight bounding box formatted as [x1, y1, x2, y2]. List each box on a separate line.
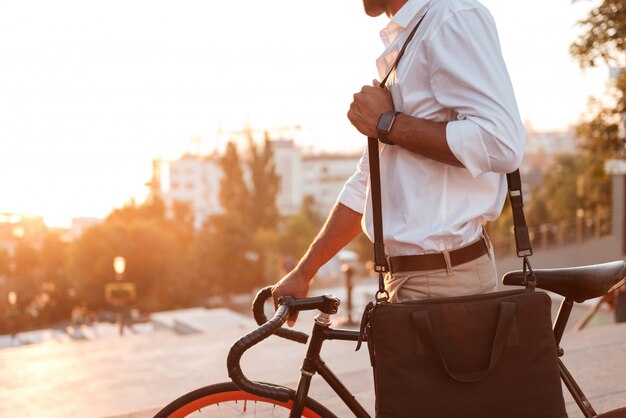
[426, 8, 525, 177]
[337, 146, 369, 214]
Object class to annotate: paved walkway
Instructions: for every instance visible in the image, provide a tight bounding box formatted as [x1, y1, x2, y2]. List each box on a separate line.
[0, 279, 624, 417]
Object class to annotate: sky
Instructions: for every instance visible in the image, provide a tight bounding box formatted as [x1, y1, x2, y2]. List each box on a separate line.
[0, 0, 613, 227]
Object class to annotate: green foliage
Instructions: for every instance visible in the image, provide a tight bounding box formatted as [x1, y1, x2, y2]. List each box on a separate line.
[0, 249, 10, 277]
[279, 212, 317, 261]
[504, 4, 626, 247]
[69, 197, 201, 313]
[570, 0, 626, 68]
[527, 155, 589, 225]
[0, 136, 346, 331]
[200, 214, 264, 294]
[485, 197, 513, 251]
[219, 142, 249, 220]
[0, 231, 73, 334]
[350, 232, 375, 265]
[248, 135, 280, 230]
[200, 138, 282, 292]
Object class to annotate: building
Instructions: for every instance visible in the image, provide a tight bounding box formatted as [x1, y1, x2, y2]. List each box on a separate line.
[161, 154, 222, 229]
[521, 124, 578, 192]
[271, 139, 304, 216]
[150, 141, 361, 228]
[0, 213, 47, 256]
[70, 217, 102, 240]
[524, 126, 577, 157]
[302, 153, 361, 217]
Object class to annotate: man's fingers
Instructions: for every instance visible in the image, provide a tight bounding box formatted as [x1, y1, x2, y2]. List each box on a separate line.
[287, 312, 299, 327]
[373, 79, 381, 87]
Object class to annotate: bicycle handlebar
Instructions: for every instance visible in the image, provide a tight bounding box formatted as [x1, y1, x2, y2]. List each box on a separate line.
[228, 286, 340, 402]
[227, 302, 293, 402]
[252, 286, 309, 344]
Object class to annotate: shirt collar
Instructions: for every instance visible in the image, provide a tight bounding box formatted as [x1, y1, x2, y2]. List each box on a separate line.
[380, 0, 430, 47]
[391, 0, 430, 29]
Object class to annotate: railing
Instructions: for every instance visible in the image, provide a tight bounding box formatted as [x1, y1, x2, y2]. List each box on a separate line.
[490, 213, 612, 256]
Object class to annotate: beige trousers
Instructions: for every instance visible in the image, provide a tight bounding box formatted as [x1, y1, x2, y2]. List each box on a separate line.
[384, 235, 497, 303]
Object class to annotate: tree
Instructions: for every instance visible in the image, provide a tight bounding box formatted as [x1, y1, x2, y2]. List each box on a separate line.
[574, 86, 624, 218]
[248, 134, 281, 230]
[200, 214, 263, 294]
[279, 212, 317, 261]
[12, 241, 41, 303]
[570, 0, 626, 68]
[0, 249, 10, 278]
[38, 232, 72, 324]
[200, 139, 280, 294]
[570, 0, 626, 159]
[521, 0, 626, 241]
[567, 12, 626, 227]
[219, 142, 249, 222]
[70, 197, 201, 312]
[527, 155, 588, 225]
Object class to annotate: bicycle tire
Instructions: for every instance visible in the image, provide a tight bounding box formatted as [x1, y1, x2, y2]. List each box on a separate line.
[154, 381, 337, 418]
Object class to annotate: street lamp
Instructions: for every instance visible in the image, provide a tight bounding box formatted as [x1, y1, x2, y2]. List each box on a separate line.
[113, 256, 126, 280]
[576, 208, 585, 243]
[6, 291, 19, 343]
[105, 256, 136, 336]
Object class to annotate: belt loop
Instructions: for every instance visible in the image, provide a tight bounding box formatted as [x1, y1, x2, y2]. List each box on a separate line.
[442, 250, 452, 275]
[481, 228, 493, 259]
[386, 256, 393, 274]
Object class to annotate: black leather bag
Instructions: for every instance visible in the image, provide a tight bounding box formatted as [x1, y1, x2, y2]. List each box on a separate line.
[363, 289, 567, 418]
[359, 11, 567, 418]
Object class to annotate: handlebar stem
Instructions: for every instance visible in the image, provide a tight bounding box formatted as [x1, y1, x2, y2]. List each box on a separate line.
[314, 312, 333, 327]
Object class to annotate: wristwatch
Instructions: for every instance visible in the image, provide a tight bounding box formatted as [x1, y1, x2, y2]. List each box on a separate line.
[376, 111, 400, 145]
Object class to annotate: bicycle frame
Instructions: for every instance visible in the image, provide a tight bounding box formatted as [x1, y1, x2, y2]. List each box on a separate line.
[229, 270, 626, 418]
[290, 313, 368, 418]
[553, 297, 598, 418]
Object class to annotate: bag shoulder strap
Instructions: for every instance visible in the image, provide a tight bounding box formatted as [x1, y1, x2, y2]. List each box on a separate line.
[370, 13, 428, 278]
[507, 170, 532, 258]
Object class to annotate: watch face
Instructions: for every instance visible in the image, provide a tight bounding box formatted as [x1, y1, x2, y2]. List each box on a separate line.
[383, 113, 393, 131]
[377, 111, 397, 145]
[378, 111, 396, 133]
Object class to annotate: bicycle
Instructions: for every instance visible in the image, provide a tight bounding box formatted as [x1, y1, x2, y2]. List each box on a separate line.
[155, 260, 626, 418]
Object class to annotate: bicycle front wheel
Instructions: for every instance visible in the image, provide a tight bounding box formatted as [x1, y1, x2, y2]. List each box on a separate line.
[154, 381, 337, 418]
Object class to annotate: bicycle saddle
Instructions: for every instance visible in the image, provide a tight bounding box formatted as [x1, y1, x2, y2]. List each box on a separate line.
[502, 260, 626, 303]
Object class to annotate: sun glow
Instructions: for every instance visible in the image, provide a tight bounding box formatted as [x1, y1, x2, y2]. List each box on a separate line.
[0, 0, 610, 227]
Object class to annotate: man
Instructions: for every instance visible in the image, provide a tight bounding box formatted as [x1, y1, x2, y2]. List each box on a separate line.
[273, 0, 524, 326]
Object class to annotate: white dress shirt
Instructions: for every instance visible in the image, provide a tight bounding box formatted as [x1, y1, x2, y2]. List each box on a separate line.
[338, 0, 525, 256]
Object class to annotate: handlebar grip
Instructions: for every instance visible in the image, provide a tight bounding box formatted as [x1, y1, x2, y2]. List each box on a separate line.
[252, 286, 273, 325]
[252, 286, 308, 344]
[227, 304, 292, 402]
